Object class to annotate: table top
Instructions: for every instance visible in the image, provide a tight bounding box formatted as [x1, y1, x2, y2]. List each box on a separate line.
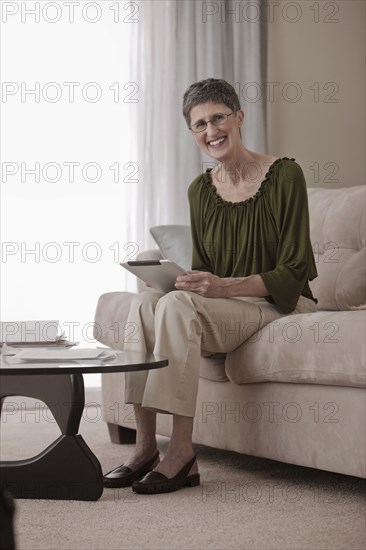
[0, 347, 168, 375]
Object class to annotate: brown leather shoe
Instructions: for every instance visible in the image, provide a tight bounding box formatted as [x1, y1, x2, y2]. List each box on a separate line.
[132, 455, 200, 494]
[103, 451, 159, 488]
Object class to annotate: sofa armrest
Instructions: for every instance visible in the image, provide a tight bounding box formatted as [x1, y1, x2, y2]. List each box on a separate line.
[135, 248, 164, 292]
[94, 291, 136, 349]
[94, 249, 163, 347]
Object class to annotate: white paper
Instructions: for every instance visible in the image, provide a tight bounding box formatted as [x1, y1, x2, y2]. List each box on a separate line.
[6, 348, 117, 363]
[1, 344, 74, 356]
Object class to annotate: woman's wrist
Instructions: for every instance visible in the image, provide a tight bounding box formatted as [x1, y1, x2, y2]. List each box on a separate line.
[220, 275, 269, 298]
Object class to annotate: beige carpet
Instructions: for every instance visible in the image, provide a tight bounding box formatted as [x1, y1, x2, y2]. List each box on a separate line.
[1, 404, 365, 550]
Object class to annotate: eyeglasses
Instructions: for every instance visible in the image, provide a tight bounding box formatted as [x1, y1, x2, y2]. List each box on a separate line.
[189, 111, 237, 133]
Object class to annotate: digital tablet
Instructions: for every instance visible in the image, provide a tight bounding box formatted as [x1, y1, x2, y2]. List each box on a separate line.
[120, 259, 188, 293]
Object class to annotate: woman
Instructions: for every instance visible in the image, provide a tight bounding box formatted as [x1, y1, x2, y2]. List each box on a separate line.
[103, 78, 318, 494]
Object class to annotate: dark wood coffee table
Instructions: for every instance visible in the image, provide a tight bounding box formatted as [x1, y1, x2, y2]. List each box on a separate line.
[0, 348, 168, 501]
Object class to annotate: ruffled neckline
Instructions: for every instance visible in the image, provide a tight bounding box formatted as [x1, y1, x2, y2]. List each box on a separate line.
[203, 156, 295, 207]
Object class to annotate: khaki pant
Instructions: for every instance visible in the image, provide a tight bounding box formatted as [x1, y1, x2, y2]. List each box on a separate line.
[124, 290, 317, 417]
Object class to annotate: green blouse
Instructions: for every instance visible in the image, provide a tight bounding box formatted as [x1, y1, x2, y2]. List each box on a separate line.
[188, 157, 318, 314]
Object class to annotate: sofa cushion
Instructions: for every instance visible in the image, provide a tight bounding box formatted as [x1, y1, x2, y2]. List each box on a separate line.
[308, 186, 365, 310]
[149, 225, 192, 271]
[225, 310, 366, 388]
[199, 353, 228, 382]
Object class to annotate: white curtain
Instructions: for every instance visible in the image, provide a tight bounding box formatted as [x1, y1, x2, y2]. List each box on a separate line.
[127, 0, 267, 255]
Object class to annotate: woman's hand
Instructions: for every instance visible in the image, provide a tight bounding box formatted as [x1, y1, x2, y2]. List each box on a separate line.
[175, 271, 225, 298]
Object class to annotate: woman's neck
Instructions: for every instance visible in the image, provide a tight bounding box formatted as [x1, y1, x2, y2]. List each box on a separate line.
[214, 146, 259, 186]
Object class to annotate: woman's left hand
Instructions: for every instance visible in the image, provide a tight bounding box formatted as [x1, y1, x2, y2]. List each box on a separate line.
[175, 271, 225, 298]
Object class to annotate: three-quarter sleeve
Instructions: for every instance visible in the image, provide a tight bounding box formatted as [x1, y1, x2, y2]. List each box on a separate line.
[259, 161, 317, 313]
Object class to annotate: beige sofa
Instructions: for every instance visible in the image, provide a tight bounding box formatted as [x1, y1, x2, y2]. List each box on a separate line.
[94, 186, 366, 478]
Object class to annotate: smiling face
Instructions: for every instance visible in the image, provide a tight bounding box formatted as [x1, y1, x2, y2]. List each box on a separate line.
[189, 102, 244, 161]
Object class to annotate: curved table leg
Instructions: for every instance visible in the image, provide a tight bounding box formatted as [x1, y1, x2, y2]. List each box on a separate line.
[0, 374, 103, 501]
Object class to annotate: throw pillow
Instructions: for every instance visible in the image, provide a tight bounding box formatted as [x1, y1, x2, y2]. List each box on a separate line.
[149, 225, 192, 271]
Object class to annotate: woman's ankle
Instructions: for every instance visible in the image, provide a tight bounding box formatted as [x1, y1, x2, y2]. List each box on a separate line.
[134, 440, 158, 456]
[124, 447, 159, 470]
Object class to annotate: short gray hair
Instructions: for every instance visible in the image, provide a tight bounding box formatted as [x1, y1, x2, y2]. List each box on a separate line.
[182, 78, 241, 126]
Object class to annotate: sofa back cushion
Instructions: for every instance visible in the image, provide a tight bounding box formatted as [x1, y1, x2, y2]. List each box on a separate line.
[150, 186, 365, 311]
[308, 186, 365, 310]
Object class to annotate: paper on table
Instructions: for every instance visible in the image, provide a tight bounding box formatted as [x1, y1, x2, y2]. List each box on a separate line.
[6, 348, 117, 363]
[1, 344, 75, 356]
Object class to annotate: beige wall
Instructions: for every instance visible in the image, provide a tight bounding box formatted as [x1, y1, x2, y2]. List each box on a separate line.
[267, 0, 365, 188]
